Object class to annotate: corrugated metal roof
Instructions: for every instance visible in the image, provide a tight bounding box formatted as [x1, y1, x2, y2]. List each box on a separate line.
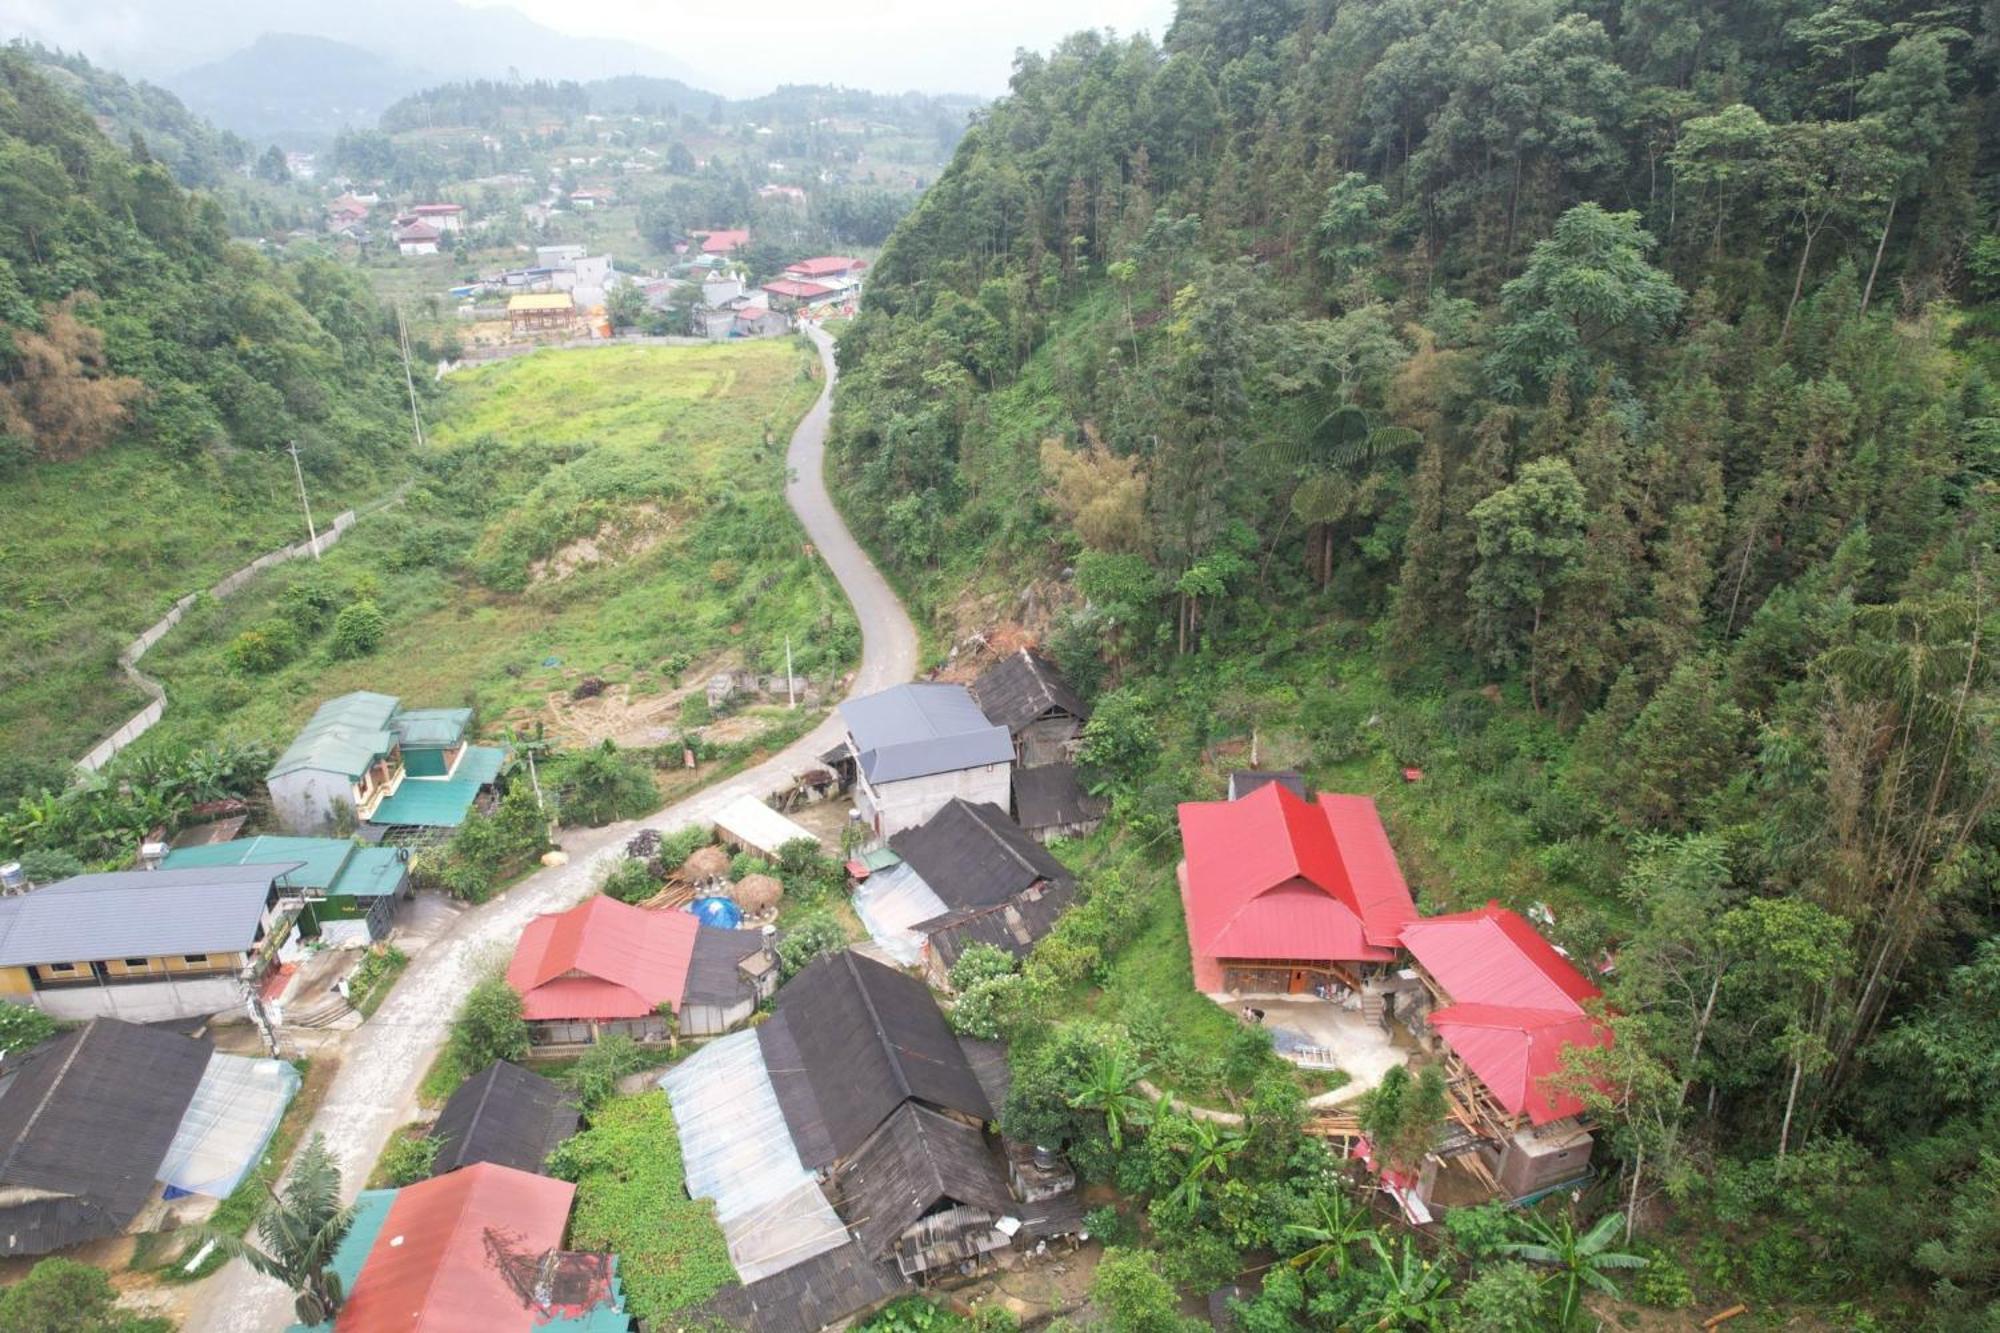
[1400, 904, 1601, 1014]
[1427, 1004, 1611, 1125]
[507, 895, 698, 1021]
[392, 708, 472, 748]
[969, 648, 1088, 734]
[0, 865, 281, 965]
[713, 794, 820, 858]
[1176, 784, 1415, 964]
[889, 799, 1070, 912]
[268, 692, 401, 781]
[838, 684, 1013, 785]
[368, 746, 507, 828]
[430, 1061, 579, 1176]
[1011, 765, 1106, 831]
[509, 292, 575, 311]
[161, 837, 405, 898]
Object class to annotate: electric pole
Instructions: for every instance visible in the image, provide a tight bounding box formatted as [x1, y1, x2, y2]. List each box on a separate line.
[396, 304, 427, 449]
[287, 439, 321, 558]
[785, 635, 796, 709]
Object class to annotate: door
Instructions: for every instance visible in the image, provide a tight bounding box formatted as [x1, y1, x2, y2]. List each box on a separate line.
[1289, 968, 1311, 995]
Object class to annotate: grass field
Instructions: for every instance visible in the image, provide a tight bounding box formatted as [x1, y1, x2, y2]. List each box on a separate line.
[139, 339, 855, 760]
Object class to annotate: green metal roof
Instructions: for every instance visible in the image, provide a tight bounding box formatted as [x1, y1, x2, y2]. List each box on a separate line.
[160, 837, 408, 898]
[860, 846, 903, 871]
[288, 1188, 396, 1333]
[329, 847, 411, 898]
[267, 692, 401, 781]
[368, 745, 509, 828]
[392, 707, 473, 749]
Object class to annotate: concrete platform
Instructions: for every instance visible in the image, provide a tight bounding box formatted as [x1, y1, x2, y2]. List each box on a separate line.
[1207, 991, 1409, 1105]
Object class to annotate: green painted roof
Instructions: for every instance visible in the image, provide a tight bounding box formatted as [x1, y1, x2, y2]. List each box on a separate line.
[392, 707, 473, 749]
[860, 846, 903, 871]
[369, 745, 509, 828]
[160, 837, 408, 898]
[288, 1187, 396, 1333]
[329, 846, 411, 898]
[268, 692, 401, 781]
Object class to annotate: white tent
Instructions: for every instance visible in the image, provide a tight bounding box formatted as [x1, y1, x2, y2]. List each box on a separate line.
[712, 794, 821, 860]
[156, 1054, 302, 1197]
[659, 1030, 849, 1282]
[851, 861, 949, 967]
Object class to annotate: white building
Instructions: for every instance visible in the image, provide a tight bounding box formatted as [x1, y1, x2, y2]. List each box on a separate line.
[835, 684, 1013, 838]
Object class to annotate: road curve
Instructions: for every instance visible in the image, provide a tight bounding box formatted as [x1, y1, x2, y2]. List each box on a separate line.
[186, 326, 916, 1332]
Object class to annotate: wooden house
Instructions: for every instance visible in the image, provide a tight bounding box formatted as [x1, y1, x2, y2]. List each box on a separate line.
[969, 648, 1088, 769]
[835, 684, 1013, 838]
[507, 291, 576, 335]
[1010, 764, 1106, 843]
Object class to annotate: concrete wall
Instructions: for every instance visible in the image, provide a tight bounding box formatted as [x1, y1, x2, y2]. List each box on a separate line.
[267, 769, 355, 836]
[31, 974, 243, 1023]
[77, 508, 364, 773]
[856, 762, 1012, 838]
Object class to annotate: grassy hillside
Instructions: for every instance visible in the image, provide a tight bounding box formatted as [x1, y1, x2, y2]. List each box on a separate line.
[141, 339, 853, 757]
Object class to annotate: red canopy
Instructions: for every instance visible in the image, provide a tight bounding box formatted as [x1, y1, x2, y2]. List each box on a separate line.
[506, 894, 698, 1020]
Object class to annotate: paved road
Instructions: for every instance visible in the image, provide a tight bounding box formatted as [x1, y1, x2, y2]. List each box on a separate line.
[188, 326, 917, 1332]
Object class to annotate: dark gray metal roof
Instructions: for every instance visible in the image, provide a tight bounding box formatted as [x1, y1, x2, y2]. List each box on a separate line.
[692, 1240, 904, 1333]
[838, 684, 1013, 785]
[888, 800, 1071, 912]
[833, 1102, 1014, 1259]
[1011, 765, 1108, 832]
[0, 1019, 212, 1255]
[969, 648, 1088, 735]
[0, 865, 284, 966]
[682, 927, 771, 1008]
[756, 1014, 837, 1170]
[429, 1060, 579, 1176]
[918, 881, 1078, 972]
[1227, 770, 1309, 801]
[957, 1037, 1012, 1116]
[765, 951, 992, 1165]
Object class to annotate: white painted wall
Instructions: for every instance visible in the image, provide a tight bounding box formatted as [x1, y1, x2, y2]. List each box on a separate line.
[856, 762, 1012, 837]
[32, 974, 244, 1023]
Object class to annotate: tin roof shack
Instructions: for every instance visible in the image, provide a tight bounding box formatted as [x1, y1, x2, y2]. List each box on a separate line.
[836, 684, 1013, 838]
[429, 1060, 580, 1176]
[1010, 764, 1106, 844]
[160, 836, 410, 945]
[1176, 782, 1419, 997]
[667, 951, 1081, 1332]
[1399, 903, 1613, 1202]
[267, 693, 504, 835]
[886, 799, 1076, 987]
[970, 648, 1089, 769]
[0, 864, 288, 1022]
[507, 894, 774, 1047]
[298, 1162, 627, 1332]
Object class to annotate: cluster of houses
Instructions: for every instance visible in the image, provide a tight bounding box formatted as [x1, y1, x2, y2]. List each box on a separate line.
[323, 194, 468, 254]
[450, 245, 626, 341]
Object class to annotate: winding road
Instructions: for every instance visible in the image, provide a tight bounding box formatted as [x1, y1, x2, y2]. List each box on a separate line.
[187, 325, 918, 1332]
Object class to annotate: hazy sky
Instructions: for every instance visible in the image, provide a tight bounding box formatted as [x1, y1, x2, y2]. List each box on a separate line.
[461, 0, 1181, 94]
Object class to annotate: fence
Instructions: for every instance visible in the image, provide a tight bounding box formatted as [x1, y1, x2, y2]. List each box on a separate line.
[75, 509, 363, 774]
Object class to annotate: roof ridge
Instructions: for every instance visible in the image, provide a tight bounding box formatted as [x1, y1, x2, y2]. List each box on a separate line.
[842, 953, 912, 1106]
[406, 1165, 487, 1328]
[0, 1023, 92, 1184]
[451, 1064, 505, 1169]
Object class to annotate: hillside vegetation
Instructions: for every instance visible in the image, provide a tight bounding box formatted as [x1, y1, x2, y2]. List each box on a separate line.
[0, 49, 418, 797]
[832, 0, 1997, 1325]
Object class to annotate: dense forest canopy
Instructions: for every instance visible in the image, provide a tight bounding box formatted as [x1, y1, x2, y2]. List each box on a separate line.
[832, 0, 1998, 1323]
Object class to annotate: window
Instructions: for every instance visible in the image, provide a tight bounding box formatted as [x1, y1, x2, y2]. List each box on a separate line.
[124, 958, 151, 968]
[182, 954, 209, 966]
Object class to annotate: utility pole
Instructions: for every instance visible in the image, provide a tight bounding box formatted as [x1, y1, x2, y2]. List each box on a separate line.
[785, 635, 796, 709]
[395, 304, 427, 449]
[287, 439, 321, 558]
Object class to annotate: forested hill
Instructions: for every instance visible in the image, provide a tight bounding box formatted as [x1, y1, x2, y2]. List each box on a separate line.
[11, 42, 252, 189]
[0, 49, 414, 795]
[832, 0, 1999, 1321]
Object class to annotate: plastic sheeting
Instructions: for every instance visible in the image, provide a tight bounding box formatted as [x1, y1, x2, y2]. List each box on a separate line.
[156, 1053, 301, 1198]
[659, 1030, 849, 1283]
[851, 862, 949, 967]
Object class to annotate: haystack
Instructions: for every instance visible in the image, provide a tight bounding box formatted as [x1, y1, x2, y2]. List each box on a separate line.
[733, 873, 784, 914]
[682, 845, 730, 881]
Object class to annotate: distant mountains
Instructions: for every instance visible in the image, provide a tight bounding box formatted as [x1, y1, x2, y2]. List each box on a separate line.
[167, 35, 433, 146]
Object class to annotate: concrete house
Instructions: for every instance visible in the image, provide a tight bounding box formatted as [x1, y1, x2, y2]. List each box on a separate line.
[835, 684, 1013, 838]
[265, 693, 506, 835]
[160, 836, 410, 945]
[410, 202, 465, 233]
[0, 864, 288, 1021]
[394, 222, 441, 255]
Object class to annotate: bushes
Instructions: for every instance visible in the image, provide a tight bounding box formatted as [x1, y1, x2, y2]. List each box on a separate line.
[947, 943, 1023, 1040]
[416, 785, 549, 902]
[602, 859, 659, 905]
[377, 1132, 438, 1187]
[329, 599, 386, 658]
[565, 1034, 653, 1111]
[776, 909, 847, 978]
[0, 1256, 172, 1333]
[447, 977, 529, 1074]
[549, 741, 658, 826]
[0, 1003, 55, 1053]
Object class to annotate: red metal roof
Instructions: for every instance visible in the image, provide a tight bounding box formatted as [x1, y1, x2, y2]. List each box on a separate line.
[1400, 902, 1602, 1012]
[1176, 784, 1416, 963]
[412, 203, 463, 214]
[336, 1163, 574, 1331]
[696, 227, 749, 253]
[761, 279, 835, 299]
[506, 895, 698, 1021]
[1427, 1003, 1611, 1125]
[785, 256, 864, 278]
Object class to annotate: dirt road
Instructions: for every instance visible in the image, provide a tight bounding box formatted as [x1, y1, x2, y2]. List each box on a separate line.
[186, 326, 917, 1332]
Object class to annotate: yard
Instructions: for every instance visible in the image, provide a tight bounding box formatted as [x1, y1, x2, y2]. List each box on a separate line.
[139, 340, 858, 763]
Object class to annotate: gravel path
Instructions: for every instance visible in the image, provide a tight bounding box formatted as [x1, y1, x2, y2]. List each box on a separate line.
[185, 326, 917, 1332]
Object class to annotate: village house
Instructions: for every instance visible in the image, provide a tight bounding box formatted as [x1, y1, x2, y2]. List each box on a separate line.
[568, 188, 613, 208]
[1008, 763, 1106, 844]
[760, 278, 839, 313]
[429, 1060, 580, 1177]
[410, 202, 465, 233]
[758, 184, 808, 204]
[159, 835, 410, 945]
[663, 950, 1082, 1331]
[834, 683, 1014, 838]
[695, 227, 750, 255]
[781, 255, 867, 288]
[970, 647, 1089, 768]
[265, 693, 507, 836]
[508, 291, 578, 336]
[394, 221, 441, 256]
[701, 272, 745, 307]
[325, 194, 371, 229]
[851, 798, 1076, 985]
[505, 894, 776, 1049]
[735, 305, 790, 337]
[0, 1018, 299, 1255]
[0, 863, 289, 1022]
[294, 1162, 627, 1332]
[536, 242, 588, 269]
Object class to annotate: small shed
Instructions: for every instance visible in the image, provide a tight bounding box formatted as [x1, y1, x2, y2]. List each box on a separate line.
[430, 1060, 580, 1176]
[713, 794, 821, 861]
[970, 648, 1090, 769]
[1010, 765, 1106, 844]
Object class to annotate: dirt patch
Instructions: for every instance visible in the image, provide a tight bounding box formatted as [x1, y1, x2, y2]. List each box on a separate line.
[541, 653, 732, 747]
[528, 503, 674, 584]
[935, 1241, 1103, 1328]
[697, 710, 779, 746]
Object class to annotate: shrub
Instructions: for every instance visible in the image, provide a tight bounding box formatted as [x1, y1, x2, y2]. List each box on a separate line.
[602, 859, 659, 905]
[14, 849, 83, 885]
[1634, 1244, 1695, 1309]
[567, 1034, 651, 1111]
[378, 1132, 438, 1186]
[329, 599, 386, 657]
[776, 910, 847, 978]
[1459, 1261, 1550, 1332]
[949, 942, 1018, 992]
[0, 1256, 172, 1333]
[551, 741, 658, 826]
[0, 1003, 56, 1053]
[679, 694, 712, 728]
[227, 619, 301, 673]
[659, 825, 712, 869]
[448, 977, 529, 1073]
[1091, 1248, 1198, 1333]
[948, 974, 1022, 1040]
[729, 851, 773, 881]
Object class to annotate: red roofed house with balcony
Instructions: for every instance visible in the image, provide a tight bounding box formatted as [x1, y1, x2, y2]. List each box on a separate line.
[506, 894, 775, 1050]
[1400, 901, 1613, 1198]
[325, 1161, 625, 1332]
[783, 255, 868, 284]
[695, 227, 750, 255]
[410, 202, 464, 233]
[1176, 781, 1418, 996]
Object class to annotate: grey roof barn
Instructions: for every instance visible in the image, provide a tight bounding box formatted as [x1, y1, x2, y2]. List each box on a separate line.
[838, 684, 1012, 785]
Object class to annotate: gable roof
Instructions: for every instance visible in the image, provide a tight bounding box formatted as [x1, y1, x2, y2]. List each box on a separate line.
[766, 951, 991, 1164]
[681, 926, 771, 1009]
[889, 800, 1070, 912]
[269, 692, 401, 781]
[1012, 765, 1106, 832]
[784, 256, 865, 278]
[761, 279, 835, 299]
[969, 648, 1087, 735]
[334, 1163, 577, 1331]
[839, 684, 1013, 785]
[506, 895, 700, 1020]
[834, 1102, 1014, 1259]
[917, 879, 1078, 972]
[396, 223, 442, 242]
[0, 864, 280, 966]
[1176, 784, 1416, 964]
[0, 1019, 212, 1255]
[1226, 770, 1307, 802]
[1426, 1004, 1610, 1126]
[160, 836, 405, 898]
[391, 708, 471, 749]
[697, 227, 749, 252]
[430, 1062, 579, 1176]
